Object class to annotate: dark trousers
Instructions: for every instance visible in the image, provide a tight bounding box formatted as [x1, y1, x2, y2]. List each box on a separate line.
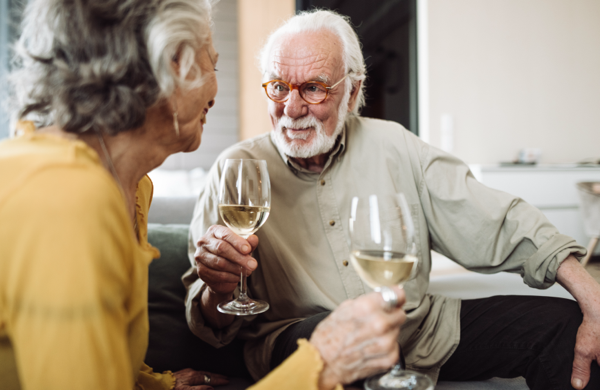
[270, 295, 600, 390]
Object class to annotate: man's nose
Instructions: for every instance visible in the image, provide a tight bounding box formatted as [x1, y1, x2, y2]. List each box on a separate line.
[284, 89, 307, 119]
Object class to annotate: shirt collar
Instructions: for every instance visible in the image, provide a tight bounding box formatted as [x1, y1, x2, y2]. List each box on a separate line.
[270, 119, 348, 175]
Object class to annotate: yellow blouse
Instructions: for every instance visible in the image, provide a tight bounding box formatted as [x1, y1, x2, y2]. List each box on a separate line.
[0, 126, 338, 390]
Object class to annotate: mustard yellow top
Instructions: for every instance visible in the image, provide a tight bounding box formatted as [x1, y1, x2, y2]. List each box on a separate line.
[0, 124, 339, 390]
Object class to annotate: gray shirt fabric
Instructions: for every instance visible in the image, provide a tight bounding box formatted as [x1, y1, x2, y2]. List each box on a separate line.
[183, 116, 585, 381]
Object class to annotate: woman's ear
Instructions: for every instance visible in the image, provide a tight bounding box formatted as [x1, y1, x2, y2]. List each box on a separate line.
[171, 48, 182, 75]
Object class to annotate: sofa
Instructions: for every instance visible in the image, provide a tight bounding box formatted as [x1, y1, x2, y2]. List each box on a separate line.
[146, 221, 584, 389]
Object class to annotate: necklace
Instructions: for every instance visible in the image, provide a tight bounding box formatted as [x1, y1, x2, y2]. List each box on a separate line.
[96, 131, 139, 238]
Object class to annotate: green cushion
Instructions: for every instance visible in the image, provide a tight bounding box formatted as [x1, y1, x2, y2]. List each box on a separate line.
[145, 223, 250, 378]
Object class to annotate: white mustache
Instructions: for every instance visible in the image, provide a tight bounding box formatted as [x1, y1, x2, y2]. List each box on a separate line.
[277, 115, 323, 140]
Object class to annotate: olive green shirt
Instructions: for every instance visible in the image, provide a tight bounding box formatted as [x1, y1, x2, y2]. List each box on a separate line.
[183, 116, 585, 381]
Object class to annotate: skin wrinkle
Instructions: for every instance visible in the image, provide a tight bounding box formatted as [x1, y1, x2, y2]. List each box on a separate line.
[265, 72, 330, 85]
[271, 50, 330, 68]
[270, 40, 342, 88]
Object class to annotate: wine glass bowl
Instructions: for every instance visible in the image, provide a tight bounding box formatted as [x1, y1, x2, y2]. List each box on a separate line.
[349, 194, 433, 390]
[349, 194, 417, 291]
[217, 159, 271, 316]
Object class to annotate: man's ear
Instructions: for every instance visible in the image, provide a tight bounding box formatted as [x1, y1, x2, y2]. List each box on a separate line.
[347, 80, 362, 113]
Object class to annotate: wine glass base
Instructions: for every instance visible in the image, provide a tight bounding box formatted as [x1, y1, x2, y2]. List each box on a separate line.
[217, 298, 269, 316]
[364, 370, 434, 390]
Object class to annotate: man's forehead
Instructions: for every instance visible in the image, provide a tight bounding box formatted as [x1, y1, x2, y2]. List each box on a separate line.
[267, 31, 343, 82]
[272, 49, 329, 68]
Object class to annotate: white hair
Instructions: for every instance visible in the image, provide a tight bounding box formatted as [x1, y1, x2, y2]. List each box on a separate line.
[9, 0, 213, 135]
[259, 9, 367, 115]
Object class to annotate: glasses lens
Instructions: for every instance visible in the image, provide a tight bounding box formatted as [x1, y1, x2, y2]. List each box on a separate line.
[267, 81, 290, 101]
[301, 82, 328, 103]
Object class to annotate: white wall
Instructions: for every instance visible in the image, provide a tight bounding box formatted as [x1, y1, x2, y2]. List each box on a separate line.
[425, 0, 600, 165]
[159, 0, 239, 171]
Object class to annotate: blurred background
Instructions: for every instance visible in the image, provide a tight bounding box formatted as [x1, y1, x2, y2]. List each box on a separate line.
[2, 0, 599, 167]
[2, 0, 600, 259]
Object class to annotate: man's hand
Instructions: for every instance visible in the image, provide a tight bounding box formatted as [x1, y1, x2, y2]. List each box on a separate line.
[195, 225, 259, 328]
[309, 287, 407, 390]
[556, 255, 600, 389]
[173, 368, 228, 390]
[195, 225, 258, 296]
[572, 316, 600, 389]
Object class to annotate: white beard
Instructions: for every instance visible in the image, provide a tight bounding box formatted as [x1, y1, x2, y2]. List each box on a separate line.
[272, 87, 351, 159]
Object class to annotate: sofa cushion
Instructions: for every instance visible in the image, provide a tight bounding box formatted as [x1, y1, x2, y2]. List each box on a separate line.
[145, 223, 250, 378]
[147, 197, 198, 225]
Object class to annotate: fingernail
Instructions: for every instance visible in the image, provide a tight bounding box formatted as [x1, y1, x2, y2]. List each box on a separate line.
[248, 259, 257, 269]
[242, 244, 250, 253]
[574, 378, 583, 389]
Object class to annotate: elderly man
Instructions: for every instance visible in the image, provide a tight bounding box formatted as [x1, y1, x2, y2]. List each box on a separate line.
[183, 9, 600, 389]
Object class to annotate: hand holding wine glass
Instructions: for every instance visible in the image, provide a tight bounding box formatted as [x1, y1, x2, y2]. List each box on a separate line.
[216, 159, 271, 316]
[349, 194, 433, 390]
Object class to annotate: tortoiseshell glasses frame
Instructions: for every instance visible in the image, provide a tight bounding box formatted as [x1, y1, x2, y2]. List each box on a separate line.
[261, 74, 350, 105]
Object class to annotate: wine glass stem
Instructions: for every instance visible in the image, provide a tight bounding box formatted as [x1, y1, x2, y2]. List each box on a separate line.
[238, 244, 253, 303]
[390, 346, 407, 374]
[238, 269, 249, 303]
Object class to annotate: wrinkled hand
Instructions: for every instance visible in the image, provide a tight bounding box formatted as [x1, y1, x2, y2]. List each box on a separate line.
[173, 368, 228, 390]
[309, 287, 407, 390]
[195, 225, 258, 297]
[571, 315, 600, 389]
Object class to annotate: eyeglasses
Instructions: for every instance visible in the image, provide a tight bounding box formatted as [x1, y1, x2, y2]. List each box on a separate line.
[261, 74, 349, 105]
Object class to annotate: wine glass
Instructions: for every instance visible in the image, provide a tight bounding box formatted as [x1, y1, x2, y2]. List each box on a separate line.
[349, 194, 434, 390]
[217, 159, 271, 315]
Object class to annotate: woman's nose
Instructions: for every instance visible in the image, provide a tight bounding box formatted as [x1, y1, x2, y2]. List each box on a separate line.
[208, 99, 215, 108]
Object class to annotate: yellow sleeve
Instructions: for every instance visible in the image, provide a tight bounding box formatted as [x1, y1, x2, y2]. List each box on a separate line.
[248, 340, 342, 390]
[135, 363, 176, 390]
[3, 166, 137, 390]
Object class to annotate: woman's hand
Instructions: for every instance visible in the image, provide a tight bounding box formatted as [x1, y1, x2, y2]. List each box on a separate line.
[173, 368, 229, 390]
[309, 287, 407, 390]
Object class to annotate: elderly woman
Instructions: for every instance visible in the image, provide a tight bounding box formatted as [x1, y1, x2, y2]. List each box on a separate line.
[0, 0, 405, 389]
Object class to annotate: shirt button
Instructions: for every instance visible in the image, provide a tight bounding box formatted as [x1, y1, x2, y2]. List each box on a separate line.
[343, 260, 349, 267]
[320, 179, 326, 186]
[329, 220, 335, 226]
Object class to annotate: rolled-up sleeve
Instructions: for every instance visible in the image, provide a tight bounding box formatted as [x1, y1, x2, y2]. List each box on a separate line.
[182, 268, 247, 347]
[417, 142, 586, 288]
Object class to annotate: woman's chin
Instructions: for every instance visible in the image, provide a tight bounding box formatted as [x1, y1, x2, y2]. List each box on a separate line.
[185, 133, 202, 153]
[177, 124, 203, 153]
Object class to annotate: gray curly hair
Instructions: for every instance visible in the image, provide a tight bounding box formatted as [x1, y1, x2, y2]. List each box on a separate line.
[9, 0, 213, 135]
[259, 9, 367, 115]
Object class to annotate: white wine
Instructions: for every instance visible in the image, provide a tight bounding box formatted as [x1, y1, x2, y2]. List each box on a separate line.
[350, 250, 416, 289]
[218, 205, 270, 238]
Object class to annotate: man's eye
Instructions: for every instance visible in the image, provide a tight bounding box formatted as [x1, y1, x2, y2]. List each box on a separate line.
[305, 83, 326, 93]
[275, 85, 286, 91]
